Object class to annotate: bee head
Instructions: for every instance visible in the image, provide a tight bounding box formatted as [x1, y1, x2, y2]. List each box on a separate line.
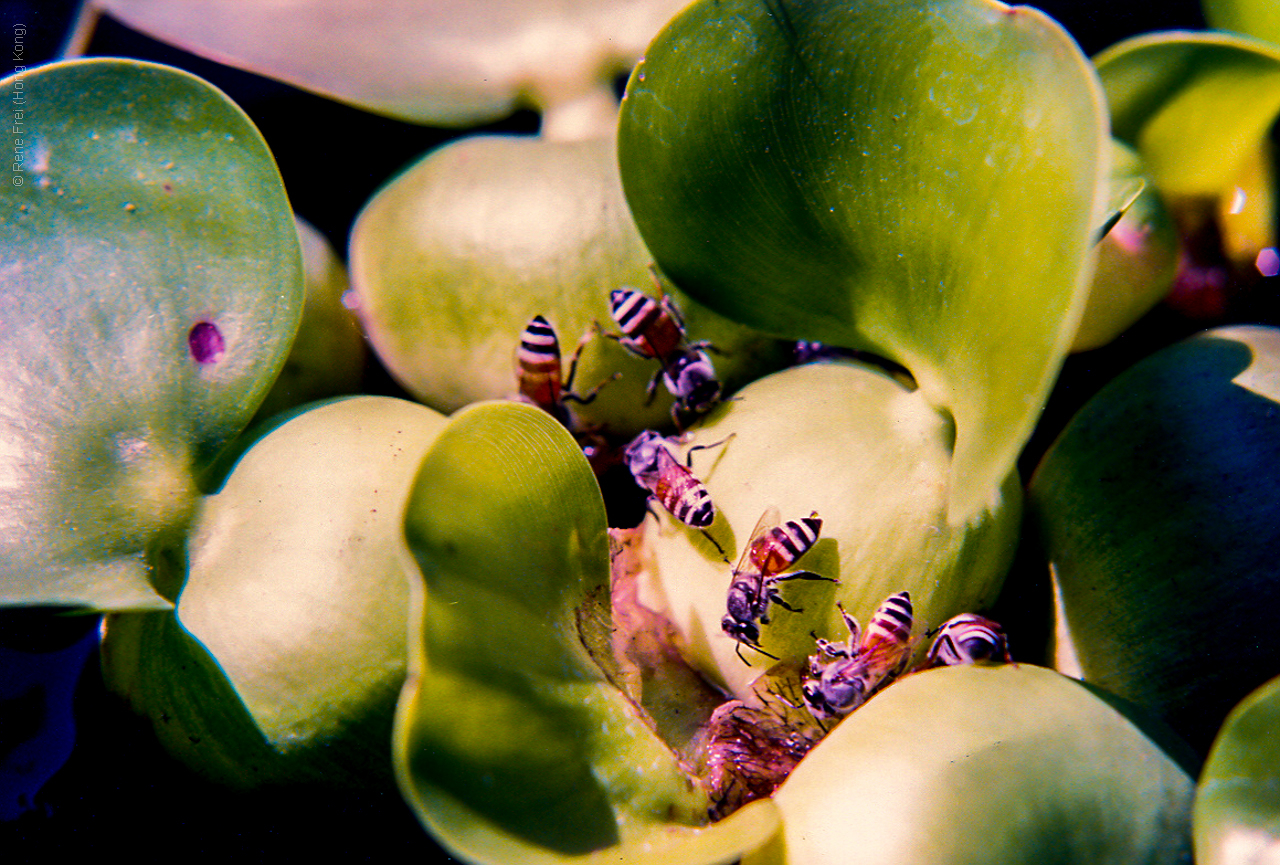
[623, 429, 666, 474]
[668, 351, 722, 410]
[721, 614, 760, 646]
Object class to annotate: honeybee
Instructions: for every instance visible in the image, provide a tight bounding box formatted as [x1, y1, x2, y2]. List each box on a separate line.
[515, 315, 616, 427]
[924, 612, 1012, 667]
[623, 430, 717, 528]
[605, 286, 722, 424]
[722, 507, 832, 662]
[623, 430, 731, 555]
[802, 591, 914, 720]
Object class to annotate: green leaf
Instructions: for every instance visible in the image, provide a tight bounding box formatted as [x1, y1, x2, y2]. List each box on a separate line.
[349, 133, 790, 436]
[1095, 30, 1280, 197]
[1030, 325, 1280, 752]
[1195, 675, 1280, 865]
[396, 401, 772, 864]
[93, 0, 690, 128]
[641, 362, 1022, 699]
[617, 0, 1109, 522]
[749, 665, 1194, 865]
[1204, 0, 1280, 48]
[0, 58, 303, 610]
[102, 396, 448, 787]
[252, 218, 366, 423]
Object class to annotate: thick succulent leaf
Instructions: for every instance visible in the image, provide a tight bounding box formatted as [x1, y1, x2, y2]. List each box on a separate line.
[0, 58, 302, 610]
[617, 0, 1109, 522]
[641, 363, 1022, 698]
[745, 665, 1193, 865]
[1073, 140, 1178, 352]
[101, 396, 447, 787]
[349, 133, 790, 435]
[1096, 31, 1280, 197]
[252, 218, 366, 422]
[1195, 675, 1280, 865]
[1204, 0, 1280, 48]
[396, 401, 774, 864]
[93, 0, 689, 126]
[1030, 325, 1280, 752]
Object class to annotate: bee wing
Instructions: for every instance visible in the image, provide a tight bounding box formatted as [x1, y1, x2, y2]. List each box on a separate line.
[857, 635, 918, 679]
[733, 505, 781, 578]
[647, 439, 687, 493]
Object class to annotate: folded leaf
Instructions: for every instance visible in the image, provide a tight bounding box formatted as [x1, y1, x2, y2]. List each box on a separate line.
[397, 402, 775, 863]
[618, 0, 1109, 522]
[1096, 31, 1280, 197]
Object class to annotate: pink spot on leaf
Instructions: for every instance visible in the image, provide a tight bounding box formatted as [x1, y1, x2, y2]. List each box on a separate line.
[188, 322, 225, 364]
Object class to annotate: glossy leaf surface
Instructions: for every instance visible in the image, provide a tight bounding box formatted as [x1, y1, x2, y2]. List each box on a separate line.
[94, 0, 689, 126]
[1195, 675, 1280, 865]
[102, 396, 447, 787]
[641, 362, 1021, 698]
[1204, 0, 1280, 48]
[746, 665, 1193, 865]
[0, 58, 302, 610]
[350, 133, 789, 435]
[1096, 31, 1280, 197]
[396, 402, 777, 864]
[1031, 325, 1280, 752]
[618, 0, 1109, 521]
[253, 218, 366, 422]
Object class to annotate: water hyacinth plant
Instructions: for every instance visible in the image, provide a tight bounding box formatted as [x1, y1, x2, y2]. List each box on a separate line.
[5, 0, 1280, 860]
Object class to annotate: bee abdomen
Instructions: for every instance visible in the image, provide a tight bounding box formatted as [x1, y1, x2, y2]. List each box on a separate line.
[864, 591, 913, 644]
[657, 474, 715, 528]
[516, 316, 563, 406]
[752, 514, 822, 573]
[927, 613, 1009, 666]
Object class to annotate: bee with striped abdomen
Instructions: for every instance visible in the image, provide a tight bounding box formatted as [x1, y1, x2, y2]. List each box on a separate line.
[609, 286, 690, 362]
[802, 591, 915, 720]
[623, 430, 730, 554]
[515, 314, 616, 428]
[605, 286, 722, 424]
[924, 612, 1012, 667]
[722, 507, 833, 662]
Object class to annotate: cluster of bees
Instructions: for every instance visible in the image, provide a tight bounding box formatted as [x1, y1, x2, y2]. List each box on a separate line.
[512, 280, 1012, 818]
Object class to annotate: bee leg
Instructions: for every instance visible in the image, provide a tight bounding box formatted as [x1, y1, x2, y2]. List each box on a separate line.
[644, 367, 664, 406]
[773, 597, 803, 614]
[685, 433, 736, 469]
[562, 331, 621, 404]
[688, 339, 727, 357]
[595, 319, 622, 345]
[598, 320, 652, 361]
[562, 329, 589, 392]
[835, 602, 861, 643]
[562, 372, 621, 406]
[670, 399, 692, 433]
[744, 640, 779, 662]
[657, 292, 688, 332]
[813, 636, 850, 660]
[774, 569, 838, 583]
